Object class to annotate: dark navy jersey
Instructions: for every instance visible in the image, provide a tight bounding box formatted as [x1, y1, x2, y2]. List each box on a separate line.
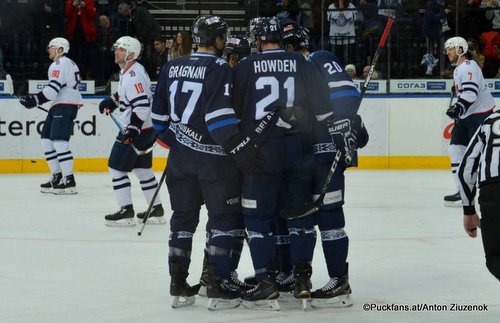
[232, 49, 314, 136]
[308, 50, 360, 121]
[152, 52, 239, 161]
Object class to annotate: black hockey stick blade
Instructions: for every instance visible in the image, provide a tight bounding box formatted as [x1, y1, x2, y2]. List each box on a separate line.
[280, 201, 320, 220]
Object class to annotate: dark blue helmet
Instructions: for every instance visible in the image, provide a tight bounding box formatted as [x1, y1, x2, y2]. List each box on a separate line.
[224, 35, 251, 57]
[247, 16, 282, 43]
[191, 15, 228, 46]
[282, 22, 310, 51]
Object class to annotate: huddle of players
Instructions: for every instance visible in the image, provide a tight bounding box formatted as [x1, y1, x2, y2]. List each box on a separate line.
[151, 15, 368, 311]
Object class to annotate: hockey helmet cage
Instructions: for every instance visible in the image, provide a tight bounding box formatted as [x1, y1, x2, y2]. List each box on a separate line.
[191, 15, 228, 46]
[282, 23, 310, 51]
[248, 17, 283, 42]
[113, 36, 141, 60]
[47, 37, 70, 54]
[224, 35, 251, 57]
[444, 37, 468, 56]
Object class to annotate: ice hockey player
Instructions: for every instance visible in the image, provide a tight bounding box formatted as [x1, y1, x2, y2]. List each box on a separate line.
[19, 37, 81, 195]
[224, 35, 251, 67]
[152, 15, 261, 310]
[98, 36, 165, 226]
[443, 36, 495, 207]
[282, 22, 368, 309]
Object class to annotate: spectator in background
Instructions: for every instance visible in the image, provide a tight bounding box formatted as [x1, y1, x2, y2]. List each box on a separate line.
[168, 31, 192, 61]
[482, 0, 500, 30]
[95, 14, 121, 86]
[345, 63, 360, 79]
[152, 36, 168, 80]
[65, 0, 97, 79]
[421, 0, 445, 76]
[327, 0, 357, 64]
[467, 38, 485, 69]
[275, 0, 301, 21]
[118, 1, 161, 59]
[362, 64, 379, 79]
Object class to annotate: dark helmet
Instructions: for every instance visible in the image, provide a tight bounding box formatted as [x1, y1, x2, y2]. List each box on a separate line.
[224, 35, 251, 57]
[282, 22, 310, 51]
[247, 16, 283, 42]
[191, 15, 228, 46]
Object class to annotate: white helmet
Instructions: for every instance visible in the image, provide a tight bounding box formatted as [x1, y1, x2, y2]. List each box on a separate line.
[48, 37, 70, 54]
[113, 36, 141, 61]
[444, 37, 468, 56]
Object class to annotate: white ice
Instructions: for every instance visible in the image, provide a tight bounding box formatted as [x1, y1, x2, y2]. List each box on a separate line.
[0, 170, 498, 323]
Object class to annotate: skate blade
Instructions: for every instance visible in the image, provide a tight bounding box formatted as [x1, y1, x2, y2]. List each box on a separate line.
[104, 219, 136, 227]
[171, 295, 196, 308]
[301, 299, 308, 311]
[40, 188, 54, 194]
[139, 216, 167, 225]
[311, 294, 353, 309]
[241, 299, 280, 311]
[444, 200, 462, 207]
[53, 188, 77, 195]
[198, 285, 207, 297]
[208, 298, 241, 311]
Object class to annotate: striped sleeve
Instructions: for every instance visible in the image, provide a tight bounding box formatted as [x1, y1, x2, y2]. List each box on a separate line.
[42, 62, 67, 101]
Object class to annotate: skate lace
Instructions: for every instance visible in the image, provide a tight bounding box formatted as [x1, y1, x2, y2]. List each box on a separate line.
[320, 277, 339, 292]
[230, 271, 247, 288]
[276, 272, 294, 286]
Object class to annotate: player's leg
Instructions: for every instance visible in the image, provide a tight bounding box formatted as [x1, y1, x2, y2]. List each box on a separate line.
[166, 154, 203, 308]
[39, 110, 62, 193]
[104, 141, 138, 226]
[201, 161, 243, 310]
[49, 106, 78, 194]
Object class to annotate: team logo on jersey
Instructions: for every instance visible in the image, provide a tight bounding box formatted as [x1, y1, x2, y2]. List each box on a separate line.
[52, 70, 60, 78]
[129, 70, 136, 77]
[225, 196, 241, 206]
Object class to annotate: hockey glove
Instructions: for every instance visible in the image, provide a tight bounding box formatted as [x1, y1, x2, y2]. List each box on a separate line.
[328, 114, 369, 164]
[446, 98, 471, 120]
[19, 95, 39, 109]
[99, 93, 119, 114]
[122, 125, 141, 144]
[224, 135, 264, 175]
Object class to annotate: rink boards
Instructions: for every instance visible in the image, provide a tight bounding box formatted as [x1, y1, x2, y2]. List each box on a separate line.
[0, 95, 498, 173]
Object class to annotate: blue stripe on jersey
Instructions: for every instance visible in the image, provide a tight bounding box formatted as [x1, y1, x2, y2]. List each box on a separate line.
[153, 122, 168, 132]
[330, 89, 360, 100]
[207, 118, 239, 132]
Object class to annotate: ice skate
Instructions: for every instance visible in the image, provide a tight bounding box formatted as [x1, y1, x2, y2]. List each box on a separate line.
[294, 262, 312, 310]
[206, 265, 241, 310]
[198, 254, 209, 297]
[310, 272, 352, 309]
[444, 192, 461, 207]
[241, 269, 280, 311]
[104, 204, 135, 226]
[136, 204, 166, 224]
[276, 271, 294, 300]
[243, 274, 257, 286]
[40, 172, 62, 194]
[170, 263, 201, 308]
[52, 174, 77, 195]
[229, 271, 254, 292]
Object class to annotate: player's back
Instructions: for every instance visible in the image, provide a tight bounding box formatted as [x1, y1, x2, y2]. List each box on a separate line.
[455, 59, 495, 117]
[233, 49, 311, 134]
[47, 56, 82, 107]
[308, 50, 360, 120]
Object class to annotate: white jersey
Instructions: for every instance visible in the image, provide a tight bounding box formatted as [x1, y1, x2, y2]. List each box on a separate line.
[117, 61, 153, 130]
[454, 59, 495, 119]
[42, 56, 82, 107]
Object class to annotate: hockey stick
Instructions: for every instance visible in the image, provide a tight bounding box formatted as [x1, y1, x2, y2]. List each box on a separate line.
[7, 75, 50, 113]
[137, 165, 167, 236]
[108, 112, 155, 156]
[281, 17, 395, 220]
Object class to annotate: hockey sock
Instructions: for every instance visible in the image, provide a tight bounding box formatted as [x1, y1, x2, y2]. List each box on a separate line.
[169, 231, 194, 274]
[448, 144, 466, 191]
[321, 228, 349, 278]
[247, 231, 276, 281]
[133, 168, 161, 206]
[207, 229, 234, 279]
[230, 229, 246, 271]
[53, 140, 73, 177]
[275, 217, 292, 273]
[288, 227, 316, 266]
[109, 168, 132, 207]
[41, 138, 61, 175]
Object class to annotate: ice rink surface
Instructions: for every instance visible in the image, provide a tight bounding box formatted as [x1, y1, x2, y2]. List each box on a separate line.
[1, 170, 498, 323]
